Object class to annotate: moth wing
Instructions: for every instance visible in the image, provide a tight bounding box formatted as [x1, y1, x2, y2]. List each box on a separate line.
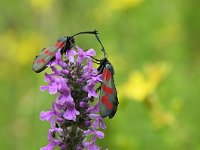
[99, 67, 119, 118]
[107, 77, 119, 118]
[32, 41, 66, 73]
[32, 45, 57, 73]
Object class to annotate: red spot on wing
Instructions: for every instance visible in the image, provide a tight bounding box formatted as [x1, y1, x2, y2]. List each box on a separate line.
[102, 69, 107, 79]
[44, 50, 49, 55]
[105, 87, 113, 94]
[55, 42, 61, 47]
[102, 84, 106, 91]
[55, 42, 65, 49]
[36, 59, 40, 64]
[102, 84, 113, 94]
[106, 71, 111, 81]
[101, 95, 113, 110]
[41, 58, 46, 64]
[48, 51, 54, 56]
[44, 50, 54, 56]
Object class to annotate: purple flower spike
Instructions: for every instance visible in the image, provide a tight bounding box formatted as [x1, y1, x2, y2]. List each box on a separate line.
[39, 46, 106, 150]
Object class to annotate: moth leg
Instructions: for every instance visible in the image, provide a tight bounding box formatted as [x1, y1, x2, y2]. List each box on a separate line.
[92, 60, 100, 64]
[91, 56, 101, 62]
[91, 56, 101, 64]
[33, 55, 40, 62]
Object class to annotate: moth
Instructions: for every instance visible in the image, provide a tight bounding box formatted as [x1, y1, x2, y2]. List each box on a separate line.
[32, 31, 98, 73]
[97, 58, 119, 118]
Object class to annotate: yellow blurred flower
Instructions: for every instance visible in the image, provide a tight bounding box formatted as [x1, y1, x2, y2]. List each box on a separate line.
[119, 63, 170, 102]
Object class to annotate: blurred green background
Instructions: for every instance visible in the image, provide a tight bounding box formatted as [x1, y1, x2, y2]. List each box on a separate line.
[0, 0, 200, 149]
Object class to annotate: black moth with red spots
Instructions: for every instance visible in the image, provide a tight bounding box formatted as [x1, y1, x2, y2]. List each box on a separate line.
[32, 36, 74, 73]
[97, 58, 119, 118]
[32, 31, 98, 73]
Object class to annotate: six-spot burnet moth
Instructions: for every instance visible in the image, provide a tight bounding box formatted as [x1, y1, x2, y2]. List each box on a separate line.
[32, 31, 99, 73]
[92, 34, 119, 119]
[97, 58, 119, 118]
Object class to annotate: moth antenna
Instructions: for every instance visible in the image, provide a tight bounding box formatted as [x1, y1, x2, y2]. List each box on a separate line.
[71, 30, 108, 58]
[71, 30, 98, 37]
[94, 33, 108, 58]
